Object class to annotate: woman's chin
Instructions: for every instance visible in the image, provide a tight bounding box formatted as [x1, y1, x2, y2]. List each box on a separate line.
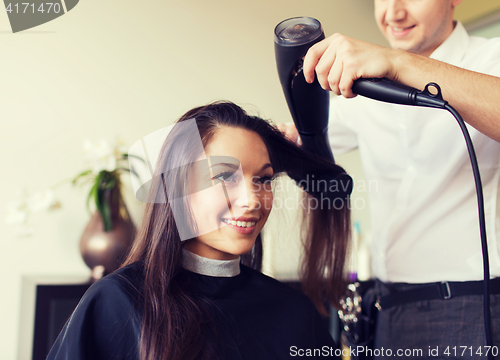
[218, 240, 255, 257]
[183, 237, 256, 260]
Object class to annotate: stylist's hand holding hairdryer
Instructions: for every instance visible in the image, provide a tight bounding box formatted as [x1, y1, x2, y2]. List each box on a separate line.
[302, 34, 399, 98]
[280, 23, 500, 142]
[277, 34, 399, 141]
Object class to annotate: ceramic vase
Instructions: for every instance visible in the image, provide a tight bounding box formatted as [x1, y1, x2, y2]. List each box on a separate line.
[79, 188, 135, 280]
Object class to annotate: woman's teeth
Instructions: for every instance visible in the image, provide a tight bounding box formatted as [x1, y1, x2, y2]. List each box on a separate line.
[222, 219, 256, 228]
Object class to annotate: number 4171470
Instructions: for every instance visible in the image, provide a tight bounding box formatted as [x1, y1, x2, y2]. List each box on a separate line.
[5, 3, 62, 14]
[443, 346, 498, 357]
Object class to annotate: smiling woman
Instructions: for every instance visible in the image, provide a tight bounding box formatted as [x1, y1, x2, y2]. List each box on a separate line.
[46, 101, 351, 360]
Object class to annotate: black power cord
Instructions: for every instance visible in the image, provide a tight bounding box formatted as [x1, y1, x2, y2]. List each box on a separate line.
[444, 103, 492, 357]
[353, 79, 492, 358]
[412, 83, 492, 359]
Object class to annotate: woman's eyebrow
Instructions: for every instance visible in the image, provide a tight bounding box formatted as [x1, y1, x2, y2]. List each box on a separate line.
[209, 162, 240, 170]
[260, 163, 273, 172]
[208, 162, 273, 173]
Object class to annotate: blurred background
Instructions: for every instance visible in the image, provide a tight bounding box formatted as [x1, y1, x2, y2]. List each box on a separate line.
[1, 0, 500, 359]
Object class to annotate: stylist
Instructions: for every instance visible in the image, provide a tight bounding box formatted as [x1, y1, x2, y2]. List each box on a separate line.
[280, 0, 500, 355]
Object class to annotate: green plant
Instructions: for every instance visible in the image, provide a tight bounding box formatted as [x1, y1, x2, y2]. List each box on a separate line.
[71, 140, 143, 231]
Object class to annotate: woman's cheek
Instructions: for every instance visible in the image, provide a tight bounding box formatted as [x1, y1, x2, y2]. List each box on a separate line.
[261, 190, 273, 214]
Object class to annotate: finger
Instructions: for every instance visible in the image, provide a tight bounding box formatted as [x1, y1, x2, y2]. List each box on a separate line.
[279, 123, 299, 144]
[338, 64, 356, 98]
[288, 132, 299, 144]
[303, 39, 332, 84]
[284, 123, 299, 143]
[339, 75, 356, 98]
[314, 35, 345, 91]
[327, 57, 343, 96]
[286, 130, 300, 144]
[315, 50, 337, 91]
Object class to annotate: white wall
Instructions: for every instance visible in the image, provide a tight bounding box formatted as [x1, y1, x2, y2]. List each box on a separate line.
[0, 1, 386, 359]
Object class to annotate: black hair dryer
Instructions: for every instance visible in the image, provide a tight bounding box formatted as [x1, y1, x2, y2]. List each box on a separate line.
[274, 16, 333, 162]
[274, 16, 353, 199]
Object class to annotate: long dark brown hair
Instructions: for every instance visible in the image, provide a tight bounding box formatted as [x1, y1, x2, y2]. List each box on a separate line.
[122, 101, 350, 360]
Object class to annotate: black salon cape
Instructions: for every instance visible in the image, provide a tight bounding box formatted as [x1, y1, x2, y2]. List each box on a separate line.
[47, 262, 340, 360]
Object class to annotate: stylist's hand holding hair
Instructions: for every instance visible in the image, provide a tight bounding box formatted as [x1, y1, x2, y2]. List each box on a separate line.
[276, 122, 300, 144]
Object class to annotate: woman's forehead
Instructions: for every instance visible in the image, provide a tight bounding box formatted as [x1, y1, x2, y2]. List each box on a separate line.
[204, 127, 271, 165]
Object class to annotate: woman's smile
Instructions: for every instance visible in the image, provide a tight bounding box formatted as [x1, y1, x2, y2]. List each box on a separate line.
[221, 216, 259, 234]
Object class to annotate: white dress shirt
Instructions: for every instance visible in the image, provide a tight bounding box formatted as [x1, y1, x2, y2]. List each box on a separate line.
[329, 22, 500, 283]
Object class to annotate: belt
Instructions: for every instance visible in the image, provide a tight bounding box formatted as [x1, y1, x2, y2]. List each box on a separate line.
[376, 278, 500, 310]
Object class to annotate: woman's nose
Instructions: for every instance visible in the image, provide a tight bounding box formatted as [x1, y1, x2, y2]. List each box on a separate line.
[245, 184, 262, 210]
[230, 180, 261, 211]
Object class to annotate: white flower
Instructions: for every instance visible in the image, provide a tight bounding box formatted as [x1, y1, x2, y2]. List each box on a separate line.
[83, 139, 118, 174]
[5, 201, 28, 225]
[28, 190, 61, 213]
[5, 189, 61, 238]
[114, 137, 127, 160]
[5, 200, 35, 238]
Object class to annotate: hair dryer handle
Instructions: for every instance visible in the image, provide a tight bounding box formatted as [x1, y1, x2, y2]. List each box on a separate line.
[352, 78, 447, 108]
[352, 78, 418, 105]
[291, 68, 334, 162]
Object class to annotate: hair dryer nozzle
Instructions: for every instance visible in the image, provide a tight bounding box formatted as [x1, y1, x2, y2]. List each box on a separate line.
[274, 17, 323, 47]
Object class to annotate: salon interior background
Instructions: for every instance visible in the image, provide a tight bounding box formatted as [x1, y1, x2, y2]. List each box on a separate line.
[1, 1, 499, 360]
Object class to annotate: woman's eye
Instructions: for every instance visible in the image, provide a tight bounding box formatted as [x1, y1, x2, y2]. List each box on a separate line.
[214, 172, 237, 183]
[257, 175, 275, 186]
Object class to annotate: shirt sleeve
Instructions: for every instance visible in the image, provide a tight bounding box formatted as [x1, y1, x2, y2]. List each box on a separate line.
[46, 275, 141, 360]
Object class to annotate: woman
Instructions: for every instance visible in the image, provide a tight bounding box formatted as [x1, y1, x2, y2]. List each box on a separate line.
[47, 101, 351, 360]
